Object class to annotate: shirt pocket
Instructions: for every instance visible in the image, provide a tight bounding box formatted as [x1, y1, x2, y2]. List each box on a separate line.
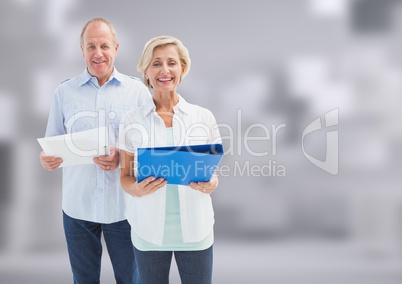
[185, 124, 210, 145]
[63, 104, 93, 133]
[110, 104, 130, 123]
[132, 136, 150, 149]
[109, 104, 130, 139]
[122, 129, 150, 153]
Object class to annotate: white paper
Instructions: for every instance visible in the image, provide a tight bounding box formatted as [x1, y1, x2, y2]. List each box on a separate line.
[37, 127, 109, 167]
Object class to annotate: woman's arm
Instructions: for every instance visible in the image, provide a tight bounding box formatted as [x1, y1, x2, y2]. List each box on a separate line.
[120, 149, 138, 195]
[120, 149, 167, 197]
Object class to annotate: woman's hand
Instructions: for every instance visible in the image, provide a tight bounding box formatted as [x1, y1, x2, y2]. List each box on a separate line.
[131, 176, 167, 197]
[189, 174, 218, 195]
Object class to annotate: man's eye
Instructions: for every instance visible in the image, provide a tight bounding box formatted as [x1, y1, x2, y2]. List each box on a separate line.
[102, 45, 109, 49]
[88, 46, 95, 50]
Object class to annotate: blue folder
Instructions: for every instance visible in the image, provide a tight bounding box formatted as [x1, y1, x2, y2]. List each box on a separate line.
[137, 143, 224, 185]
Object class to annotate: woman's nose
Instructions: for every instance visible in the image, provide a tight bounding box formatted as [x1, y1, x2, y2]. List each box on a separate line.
[161, 64, 169, 74]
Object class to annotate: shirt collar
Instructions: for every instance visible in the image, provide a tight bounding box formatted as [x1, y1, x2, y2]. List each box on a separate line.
[77, 67, 123, 86]
[173, 95, 191, 114]
[142, 94, 191, 117]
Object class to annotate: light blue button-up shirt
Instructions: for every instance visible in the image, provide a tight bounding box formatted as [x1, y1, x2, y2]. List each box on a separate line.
[45, 68, 151, 223]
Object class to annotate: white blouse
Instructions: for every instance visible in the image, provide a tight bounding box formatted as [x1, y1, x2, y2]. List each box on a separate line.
[119, 95, 222, 246]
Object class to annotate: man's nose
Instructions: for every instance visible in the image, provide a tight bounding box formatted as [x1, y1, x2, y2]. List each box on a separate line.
[94, 47, 103, 57]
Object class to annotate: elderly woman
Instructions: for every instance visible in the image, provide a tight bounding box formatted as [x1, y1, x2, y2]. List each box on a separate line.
[119, 36, 221, 284]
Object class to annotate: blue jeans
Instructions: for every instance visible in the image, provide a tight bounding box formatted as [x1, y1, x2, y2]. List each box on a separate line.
[133, 245, 213, 284]
[63, 211, 139, 284]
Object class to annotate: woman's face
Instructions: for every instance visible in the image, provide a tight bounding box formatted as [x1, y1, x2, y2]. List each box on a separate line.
[145, 44, 184, 93]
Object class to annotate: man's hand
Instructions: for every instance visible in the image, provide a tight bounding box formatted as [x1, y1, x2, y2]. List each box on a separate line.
[93, 146, 119, 171]
[39, 151, 63, 171]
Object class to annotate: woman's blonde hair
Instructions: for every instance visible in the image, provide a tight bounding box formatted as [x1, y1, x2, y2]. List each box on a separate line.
[137, 35, 191, 88]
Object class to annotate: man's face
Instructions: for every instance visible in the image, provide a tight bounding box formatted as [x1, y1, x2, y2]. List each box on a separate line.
[81, 21, 119, 86]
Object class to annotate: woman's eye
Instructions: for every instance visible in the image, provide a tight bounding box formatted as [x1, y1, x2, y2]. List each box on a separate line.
[152, 62, 160, 67]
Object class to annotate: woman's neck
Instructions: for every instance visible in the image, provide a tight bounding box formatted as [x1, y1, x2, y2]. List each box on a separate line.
[153, 91, 179, 128]
[153, 91, 179, 113]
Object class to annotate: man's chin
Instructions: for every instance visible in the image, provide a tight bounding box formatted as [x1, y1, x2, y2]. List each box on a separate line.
[89, 68, 109, 78]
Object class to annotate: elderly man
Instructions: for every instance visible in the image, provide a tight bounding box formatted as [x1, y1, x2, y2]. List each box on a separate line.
[39, 18, 149, 283]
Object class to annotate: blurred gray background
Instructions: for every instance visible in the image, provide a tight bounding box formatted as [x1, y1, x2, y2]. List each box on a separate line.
[2, 0, 402, 283]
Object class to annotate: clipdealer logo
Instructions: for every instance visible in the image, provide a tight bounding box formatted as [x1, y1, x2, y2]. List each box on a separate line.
[218, 108, 339, 177]
[60, 108, 339, 176]
[301, 108, 339, 175]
